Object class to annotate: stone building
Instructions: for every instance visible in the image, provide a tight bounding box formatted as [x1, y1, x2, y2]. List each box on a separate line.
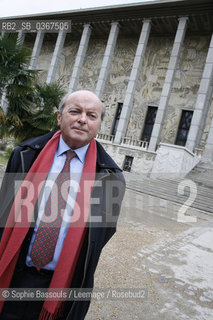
[2, 0, 213, 177]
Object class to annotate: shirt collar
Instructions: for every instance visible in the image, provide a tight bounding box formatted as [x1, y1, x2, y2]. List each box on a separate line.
[57, 135, 89, 163]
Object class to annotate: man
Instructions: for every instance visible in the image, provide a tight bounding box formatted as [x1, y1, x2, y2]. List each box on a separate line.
[0, 90, 125, 320]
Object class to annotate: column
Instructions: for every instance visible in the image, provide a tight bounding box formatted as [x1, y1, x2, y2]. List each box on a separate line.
[148, 17, 188, 152]
[114, 19, 151, 144]
[17, 31, 26, 45]
[203, 101, 213, 161]
[95, 22, 120, 99]
[46, 30, 66, 84]
[186, 33, 213, 152]
[68, 24, 91, 92]
[29, 31, 45, 69]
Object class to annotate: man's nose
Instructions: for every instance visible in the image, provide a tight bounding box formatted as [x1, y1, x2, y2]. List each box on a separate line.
[78, 112, 87, 123]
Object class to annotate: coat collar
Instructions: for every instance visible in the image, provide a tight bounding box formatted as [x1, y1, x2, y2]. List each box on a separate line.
[18, 131, 122, 172]
[19, 131, 56, 150]
[95, 140, 122, 171]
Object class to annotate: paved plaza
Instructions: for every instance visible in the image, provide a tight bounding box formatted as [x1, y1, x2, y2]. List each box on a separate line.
[86, 188, 213, 320]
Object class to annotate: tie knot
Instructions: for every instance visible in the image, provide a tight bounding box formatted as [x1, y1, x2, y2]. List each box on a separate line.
[66, 150, 76, 162]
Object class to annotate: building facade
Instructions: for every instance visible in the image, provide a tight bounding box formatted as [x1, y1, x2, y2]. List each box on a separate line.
[2, 0, 213, 177]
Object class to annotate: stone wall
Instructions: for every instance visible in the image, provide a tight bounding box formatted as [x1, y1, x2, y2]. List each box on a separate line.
[101, 37, 137, 135]
[97, 141, 156, 174]
[125, 36, 171, 140]
[37, 37, 56, 83]
[31, 32, 212, 152]
[161, 35, 211, 145]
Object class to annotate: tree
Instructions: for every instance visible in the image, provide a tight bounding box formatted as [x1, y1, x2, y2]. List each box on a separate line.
[0, 33, 65, 143]
[13, 83, 65, 141]
[0, 33, 37, 97]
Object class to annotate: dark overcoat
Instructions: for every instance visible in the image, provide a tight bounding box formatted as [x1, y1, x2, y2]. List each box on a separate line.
[0, 131, 126, 319]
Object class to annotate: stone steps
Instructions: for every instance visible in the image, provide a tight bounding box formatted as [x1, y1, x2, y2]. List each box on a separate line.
[126, 183, 213, 214]
[129, 178, 213, 201]
[186, 161, 213, 188]
[122, 187, 212, 230]
[124, 171, 213, 216]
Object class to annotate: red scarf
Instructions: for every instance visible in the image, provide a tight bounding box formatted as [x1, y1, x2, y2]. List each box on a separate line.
[0, 130, 97, 319]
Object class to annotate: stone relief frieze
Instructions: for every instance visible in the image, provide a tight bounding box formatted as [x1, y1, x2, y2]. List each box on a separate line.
[34, 32, 211, 158]
[161, 108, 179, 144]
[125, 36, 209, 143]
[125, 37, 170, 139]
[77, 39, 106, 91]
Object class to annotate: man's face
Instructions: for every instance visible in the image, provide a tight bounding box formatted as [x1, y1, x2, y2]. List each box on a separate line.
[57, 91, 102, 149]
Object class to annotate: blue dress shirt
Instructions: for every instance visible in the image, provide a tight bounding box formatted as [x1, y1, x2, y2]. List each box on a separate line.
[26, 135, 89, 270]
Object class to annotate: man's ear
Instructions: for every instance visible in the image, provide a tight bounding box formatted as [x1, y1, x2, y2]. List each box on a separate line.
[57, 111, 61, 126]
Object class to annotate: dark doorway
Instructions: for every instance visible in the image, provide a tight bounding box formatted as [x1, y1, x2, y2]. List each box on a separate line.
[141, 106, 157, 142]
[175, 110, 193, 146]
[111, 103, 123, 136]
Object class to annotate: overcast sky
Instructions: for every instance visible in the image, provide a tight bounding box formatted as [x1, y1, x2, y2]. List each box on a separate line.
[0, 0, 158, 18]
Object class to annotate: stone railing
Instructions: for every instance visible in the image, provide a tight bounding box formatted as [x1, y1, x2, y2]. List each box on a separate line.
[121, 137, 149, 150]
[194, 148, 203, 158]
[96, 134, 149, 150]
[96, 133, 115, 142]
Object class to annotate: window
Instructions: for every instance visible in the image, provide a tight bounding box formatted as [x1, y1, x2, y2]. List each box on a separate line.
[175, 110, 193, 146]
[141, 106, 157, 142]
[111, 102, 123, 136]
[123, 156, 133, 172]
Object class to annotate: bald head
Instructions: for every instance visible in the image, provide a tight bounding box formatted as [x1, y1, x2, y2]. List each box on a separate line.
[59, 90, 105, 120]
[57, 90, 104, 149]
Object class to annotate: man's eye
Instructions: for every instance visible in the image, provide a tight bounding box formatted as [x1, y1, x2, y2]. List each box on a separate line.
[69, 110, 78, 114]
[89, 114, 97, 119]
